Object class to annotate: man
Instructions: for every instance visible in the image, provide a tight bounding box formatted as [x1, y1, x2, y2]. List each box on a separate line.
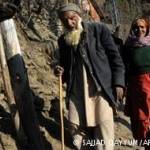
[55, 3, 125, 150]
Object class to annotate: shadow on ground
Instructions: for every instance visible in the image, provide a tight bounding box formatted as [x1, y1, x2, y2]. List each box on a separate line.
[34, 94, 74, 150]
[114, 103, 131, 130]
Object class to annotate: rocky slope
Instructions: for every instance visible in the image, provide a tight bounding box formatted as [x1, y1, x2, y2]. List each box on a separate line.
[0, 0, 150, 150]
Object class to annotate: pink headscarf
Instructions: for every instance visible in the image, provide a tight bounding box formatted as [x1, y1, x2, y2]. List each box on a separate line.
[125, 17, 150, 47]
[125, 32, 150, 47]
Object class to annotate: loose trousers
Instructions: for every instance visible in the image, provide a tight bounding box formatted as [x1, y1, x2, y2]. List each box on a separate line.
[69, 97, 114, 150]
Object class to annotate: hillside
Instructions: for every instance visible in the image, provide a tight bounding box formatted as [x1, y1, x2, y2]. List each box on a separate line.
[0, 0, 150, 150]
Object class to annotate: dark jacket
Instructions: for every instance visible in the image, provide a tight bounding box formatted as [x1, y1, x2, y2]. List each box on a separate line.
[58, 22, 125, 106]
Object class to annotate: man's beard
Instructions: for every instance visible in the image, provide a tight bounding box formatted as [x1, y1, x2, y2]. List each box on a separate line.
[64, 18, 83, 47]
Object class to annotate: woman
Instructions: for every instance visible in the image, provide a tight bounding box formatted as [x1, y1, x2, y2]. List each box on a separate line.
[124, 16, 150, 149]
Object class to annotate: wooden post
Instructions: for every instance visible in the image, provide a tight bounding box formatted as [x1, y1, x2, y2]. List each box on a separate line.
[0, 19, 44, 150]
[0, 27, 24, 140]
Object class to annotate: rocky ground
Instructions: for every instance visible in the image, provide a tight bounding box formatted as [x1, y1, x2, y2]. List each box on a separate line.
[0, 92, 145, 150]
[0, 0, 150, 150]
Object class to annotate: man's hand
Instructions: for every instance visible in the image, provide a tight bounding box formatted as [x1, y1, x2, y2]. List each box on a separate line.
[54, 65, 64, 77]
[114, 86, 124, 103]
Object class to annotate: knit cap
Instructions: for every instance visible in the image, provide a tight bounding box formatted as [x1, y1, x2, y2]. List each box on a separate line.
[58, 3, 81, 17]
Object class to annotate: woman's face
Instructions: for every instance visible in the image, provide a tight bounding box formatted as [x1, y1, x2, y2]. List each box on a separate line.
[133, 19, 147, 38]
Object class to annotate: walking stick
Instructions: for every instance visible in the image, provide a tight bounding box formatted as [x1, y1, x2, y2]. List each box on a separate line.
[59, 75, 65, 150]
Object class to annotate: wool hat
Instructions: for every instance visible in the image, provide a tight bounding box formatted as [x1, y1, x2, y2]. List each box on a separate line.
[58, 3, 81, 17]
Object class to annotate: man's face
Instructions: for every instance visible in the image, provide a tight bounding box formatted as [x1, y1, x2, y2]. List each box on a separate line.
[60, 11, 80, 31]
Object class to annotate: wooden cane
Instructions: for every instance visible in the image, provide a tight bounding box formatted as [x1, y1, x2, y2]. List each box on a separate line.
[59, 75, 65, 150]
